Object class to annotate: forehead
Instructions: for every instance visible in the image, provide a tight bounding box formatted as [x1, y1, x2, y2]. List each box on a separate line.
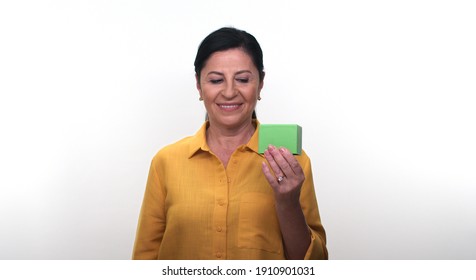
[203, 48, 255, 69]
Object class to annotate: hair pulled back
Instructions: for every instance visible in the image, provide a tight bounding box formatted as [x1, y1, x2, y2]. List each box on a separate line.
[194, 27, 264, 82]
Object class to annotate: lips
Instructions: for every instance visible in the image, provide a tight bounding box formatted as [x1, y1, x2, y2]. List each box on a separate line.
[217, 103, 242, 111]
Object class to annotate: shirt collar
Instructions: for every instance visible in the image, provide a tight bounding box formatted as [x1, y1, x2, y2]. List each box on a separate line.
[188, 120, 261, 158]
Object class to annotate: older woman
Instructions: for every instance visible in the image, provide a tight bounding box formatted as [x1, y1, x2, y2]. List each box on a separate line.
[132, 27, 327, 260]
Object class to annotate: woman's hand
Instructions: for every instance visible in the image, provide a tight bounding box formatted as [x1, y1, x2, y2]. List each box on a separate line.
[261, 145, 310, 259]
[261, 145, 305, 207]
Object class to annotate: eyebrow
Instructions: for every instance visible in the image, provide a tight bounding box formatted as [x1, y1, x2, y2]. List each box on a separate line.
[206, 70, 253, 77]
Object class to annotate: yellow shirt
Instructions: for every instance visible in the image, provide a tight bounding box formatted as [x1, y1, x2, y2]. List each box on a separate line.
[132, 121, 328, 260]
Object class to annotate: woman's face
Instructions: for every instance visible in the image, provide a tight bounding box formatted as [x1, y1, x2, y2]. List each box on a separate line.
[196, 48, 263, 129]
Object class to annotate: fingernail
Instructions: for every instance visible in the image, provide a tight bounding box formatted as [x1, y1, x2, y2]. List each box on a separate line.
[279, 147, 286, 153]
[268, 144, 275, 150]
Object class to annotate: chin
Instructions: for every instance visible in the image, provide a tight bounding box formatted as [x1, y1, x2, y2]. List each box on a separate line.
[213, 116, 249, 127]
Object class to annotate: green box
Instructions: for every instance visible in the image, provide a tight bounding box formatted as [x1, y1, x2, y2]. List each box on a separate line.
[258, 124, 302, 155]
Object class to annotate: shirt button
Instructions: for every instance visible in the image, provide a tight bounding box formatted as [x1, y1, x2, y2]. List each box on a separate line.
[218, 201, 225, 206]
[216, 252, 222, 258]
[216, 226, 222, 232]
[227, 178, 231, 183]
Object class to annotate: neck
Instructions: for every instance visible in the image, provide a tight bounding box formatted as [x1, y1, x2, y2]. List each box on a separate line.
[206, 120, 256, 151]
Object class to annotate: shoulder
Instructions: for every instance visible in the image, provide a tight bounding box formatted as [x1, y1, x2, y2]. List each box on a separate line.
[296, 149, 311, 165]
[293, 149, 315, 177]
[152, 135, 195, 162]
[151, 122, 207, 163]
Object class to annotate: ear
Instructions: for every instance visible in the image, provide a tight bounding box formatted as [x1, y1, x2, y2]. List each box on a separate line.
[259, 72, 265, 90]
[195, 74, 203, 98]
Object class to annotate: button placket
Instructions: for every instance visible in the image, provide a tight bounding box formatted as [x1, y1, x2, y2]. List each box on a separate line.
[212, 169, 228, 259]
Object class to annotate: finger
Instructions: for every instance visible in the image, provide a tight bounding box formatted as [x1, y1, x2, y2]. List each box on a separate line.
[267, 145, 294, 177]
[278, 147, 304, 176]
[264, 148, 284, 178]
[261, 161, 280, 189]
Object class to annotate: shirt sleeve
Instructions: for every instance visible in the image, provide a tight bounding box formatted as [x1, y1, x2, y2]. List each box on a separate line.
[299, 153, 328, 260]
[132, 156, 166, 260]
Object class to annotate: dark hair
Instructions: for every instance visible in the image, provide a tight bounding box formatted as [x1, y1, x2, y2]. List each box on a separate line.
[195, 27, 263, 120]
[194, 27, 264, 82]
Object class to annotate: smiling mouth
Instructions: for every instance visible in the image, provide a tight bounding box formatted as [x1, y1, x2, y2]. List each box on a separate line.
[217, 103, 242, 111]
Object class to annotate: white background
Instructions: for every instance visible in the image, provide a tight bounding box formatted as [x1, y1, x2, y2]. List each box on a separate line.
[0, 0, 475, 259]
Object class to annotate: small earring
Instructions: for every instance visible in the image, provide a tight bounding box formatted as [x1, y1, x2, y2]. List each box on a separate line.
[199, 96, 203, 101]
[258, 96, 261, 101]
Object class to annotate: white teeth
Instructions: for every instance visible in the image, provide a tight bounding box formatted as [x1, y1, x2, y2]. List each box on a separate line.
[219, 104, 239, 108]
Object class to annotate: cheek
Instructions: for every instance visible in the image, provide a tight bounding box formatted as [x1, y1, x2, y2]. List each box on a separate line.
[247, 86, 261, 97]
[200, 83, 219, 94]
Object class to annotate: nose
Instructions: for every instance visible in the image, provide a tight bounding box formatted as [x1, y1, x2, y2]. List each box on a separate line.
[222, 80, 238, 99]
